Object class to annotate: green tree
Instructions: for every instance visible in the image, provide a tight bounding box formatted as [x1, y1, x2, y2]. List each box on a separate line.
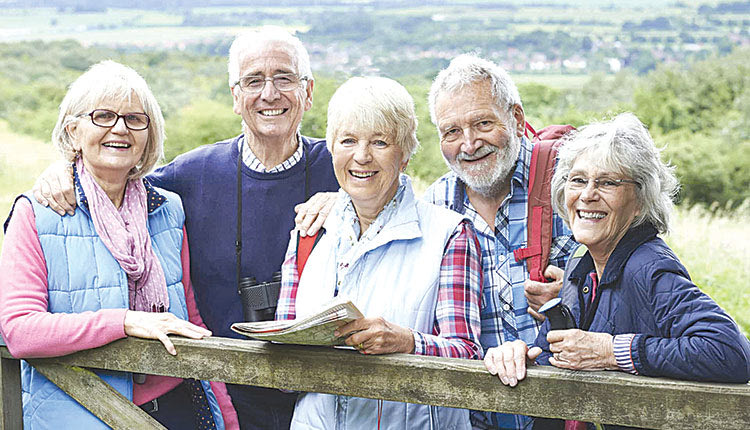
[163, 99, 239, 162]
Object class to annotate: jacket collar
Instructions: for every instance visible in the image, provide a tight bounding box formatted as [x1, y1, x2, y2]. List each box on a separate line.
[568, 222, 658, 287]
[73, 162, 167, 215]
[325, 174, 422, 259]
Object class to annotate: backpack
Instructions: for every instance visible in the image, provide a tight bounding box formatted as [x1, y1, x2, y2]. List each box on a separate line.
[512, 122, 576, 282]
[296, 229, 325, 274]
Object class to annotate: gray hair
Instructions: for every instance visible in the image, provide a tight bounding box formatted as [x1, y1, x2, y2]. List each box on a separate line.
[51, 60, 165, 179]
[551, 112, 680, 234]
[326, 77, 418, 162]
[227, 26, 313, 87]
[428, 53, 522, 125]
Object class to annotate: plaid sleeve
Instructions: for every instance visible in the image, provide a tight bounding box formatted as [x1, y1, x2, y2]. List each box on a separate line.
[412, 220, 484, 359]
[275, 233, 300, 321]
[548, 213, 577, 271]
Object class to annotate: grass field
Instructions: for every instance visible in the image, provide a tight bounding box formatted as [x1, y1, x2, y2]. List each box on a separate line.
[0, 121, 58, 227]
[0, 122, 747, 336]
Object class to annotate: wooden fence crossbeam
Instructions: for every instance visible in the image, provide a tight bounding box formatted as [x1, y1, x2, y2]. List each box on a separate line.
[2, 337, 749, 429]
[29, 362, 165, 430]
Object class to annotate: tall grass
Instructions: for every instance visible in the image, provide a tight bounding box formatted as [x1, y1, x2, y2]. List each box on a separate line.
[0, 122, 748, 336]
[666, 203, 750, 336]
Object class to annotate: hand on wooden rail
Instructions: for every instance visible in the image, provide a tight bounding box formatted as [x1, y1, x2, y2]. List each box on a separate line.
[123, 311, 212, 355]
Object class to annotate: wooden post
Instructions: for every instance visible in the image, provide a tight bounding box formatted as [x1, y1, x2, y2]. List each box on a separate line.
[0, 353, 22, 430]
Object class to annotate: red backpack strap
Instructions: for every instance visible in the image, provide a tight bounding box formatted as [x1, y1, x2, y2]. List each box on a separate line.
[524, 121, 539, 140]
[513, 123, 575, 282]
[296, 229, 325, 275]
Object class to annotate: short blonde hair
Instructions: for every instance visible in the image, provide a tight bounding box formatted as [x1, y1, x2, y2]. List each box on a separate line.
[51, 60, 165, 179]
[326, 77, 418, 162]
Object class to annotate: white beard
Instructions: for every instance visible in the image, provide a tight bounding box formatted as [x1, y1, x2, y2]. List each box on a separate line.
[446, 134, 521, 198]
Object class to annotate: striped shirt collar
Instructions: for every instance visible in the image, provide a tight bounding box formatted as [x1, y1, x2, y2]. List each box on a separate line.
[238, 134, 304, 173]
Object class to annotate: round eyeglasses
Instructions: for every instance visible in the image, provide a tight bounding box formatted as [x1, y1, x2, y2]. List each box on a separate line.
[81, 109, 150, 131]
[234, 73, 308, 94]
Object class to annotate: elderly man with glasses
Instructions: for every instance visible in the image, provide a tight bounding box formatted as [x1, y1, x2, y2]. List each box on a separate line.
[32, 26, 339, 429]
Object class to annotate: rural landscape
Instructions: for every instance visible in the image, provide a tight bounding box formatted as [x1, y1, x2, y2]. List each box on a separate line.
[0, 0, 748, 334]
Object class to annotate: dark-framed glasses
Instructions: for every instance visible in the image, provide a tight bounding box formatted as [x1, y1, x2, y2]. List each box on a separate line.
[235, 73, 308, 94]
[565, 175, 641, 192]
[82, 109, 150, 131]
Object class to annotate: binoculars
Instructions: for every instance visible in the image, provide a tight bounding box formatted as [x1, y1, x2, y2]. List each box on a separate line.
[238, 271, 282, 322]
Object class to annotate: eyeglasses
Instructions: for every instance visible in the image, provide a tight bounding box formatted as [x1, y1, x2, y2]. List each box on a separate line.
[565, 175, 641, 193]
[81, 109, 150, 131]
[234, 73, 308, 94]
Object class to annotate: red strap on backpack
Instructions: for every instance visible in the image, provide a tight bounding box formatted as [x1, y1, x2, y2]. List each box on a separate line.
[513, 122, 576, 282]
[296, 229, 324, 275]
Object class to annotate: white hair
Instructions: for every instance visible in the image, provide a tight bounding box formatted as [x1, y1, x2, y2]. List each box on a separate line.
[428, 53, 522, 125]
[51, 60, 165, 179]
[551, 112, 680, 234]
[227, 26, 313, 87]
[326, 77, 418, 162]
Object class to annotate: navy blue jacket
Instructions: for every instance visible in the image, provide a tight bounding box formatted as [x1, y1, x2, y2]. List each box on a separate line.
[535, 223, 750, 383]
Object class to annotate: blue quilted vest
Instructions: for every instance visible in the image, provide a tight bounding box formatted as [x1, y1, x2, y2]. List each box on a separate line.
[17, 182, 224, 429]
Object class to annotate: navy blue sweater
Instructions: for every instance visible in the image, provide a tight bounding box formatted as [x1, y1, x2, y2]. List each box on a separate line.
[149, 134, 339, 338]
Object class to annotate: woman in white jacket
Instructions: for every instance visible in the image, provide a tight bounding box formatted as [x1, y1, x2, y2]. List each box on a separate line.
[275, 76, 483, 430]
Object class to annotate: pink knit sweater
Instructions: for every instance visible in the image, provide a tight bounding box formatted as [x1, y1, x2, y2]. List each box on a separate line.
[0, 198, 238, 429]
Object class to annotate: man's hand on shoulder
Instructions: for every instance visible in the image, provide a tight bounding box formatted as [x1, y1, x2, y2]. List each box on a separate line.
[294, 192, 337, 236]
[32, 160, 76, 216]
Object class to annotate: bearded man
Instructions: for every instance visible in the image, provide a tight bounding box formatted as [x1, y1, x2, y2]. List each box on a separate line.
[423, 54, 578, 430]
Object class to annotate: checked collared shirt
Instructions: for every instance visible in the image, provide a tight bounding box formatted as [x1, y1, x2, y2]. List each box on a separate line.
[424, 136, 577, 430]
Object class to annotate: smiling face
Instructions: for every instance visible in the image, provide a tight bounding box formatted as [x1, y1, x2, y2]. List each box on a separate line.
[564, 151, 642, 263]
[331, 126, 407, 219]
[434, 79, 524, 196]
[68, 96, 148, 183]
[231, 41, 313, 143]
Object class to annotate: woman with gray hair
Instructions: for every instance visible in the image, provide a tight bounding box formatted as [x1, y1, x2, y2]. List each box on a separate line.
[484, 113, 750, 396]
[275, 76, 483, 429]
[0, 60, 236, 429]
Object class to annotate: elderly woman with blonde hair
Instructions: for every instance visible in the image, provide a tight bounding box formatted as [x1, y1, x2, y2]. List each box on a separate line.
[275, 76, 483, 429]
[0, 60, 236, 429]
[484, 112, 750, 427]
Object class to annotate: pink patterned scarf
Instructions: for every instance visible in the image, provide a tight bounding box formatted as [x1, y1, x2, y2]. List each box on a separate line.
[76, 158, 169, 312]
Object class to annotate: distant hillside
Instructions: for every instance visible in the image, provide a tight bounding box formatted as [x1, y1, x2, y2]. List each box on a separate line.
[1, 1, 747, 77]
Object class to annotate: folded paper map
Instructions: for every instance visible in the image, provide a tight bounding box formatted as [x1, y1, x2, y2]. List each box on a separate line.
[231, 297, 364, 346]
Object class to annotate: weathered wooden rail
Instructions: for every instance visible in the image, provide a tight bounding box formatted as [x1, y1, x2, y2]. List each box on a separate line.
[2, 336, 749, 429]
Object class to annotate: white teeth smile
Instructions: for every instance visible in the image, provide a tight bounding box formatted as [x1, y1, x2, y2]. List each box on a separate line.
[350, 171, 375, 179]
[260, 109, 285, 116]
[579, 210, 606, 219]
[103, 142, 130, 148]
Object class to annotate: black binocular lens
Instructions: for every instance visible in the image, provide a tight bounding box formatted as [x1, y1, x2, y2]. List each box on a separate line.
[239, 271, 282, 322]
